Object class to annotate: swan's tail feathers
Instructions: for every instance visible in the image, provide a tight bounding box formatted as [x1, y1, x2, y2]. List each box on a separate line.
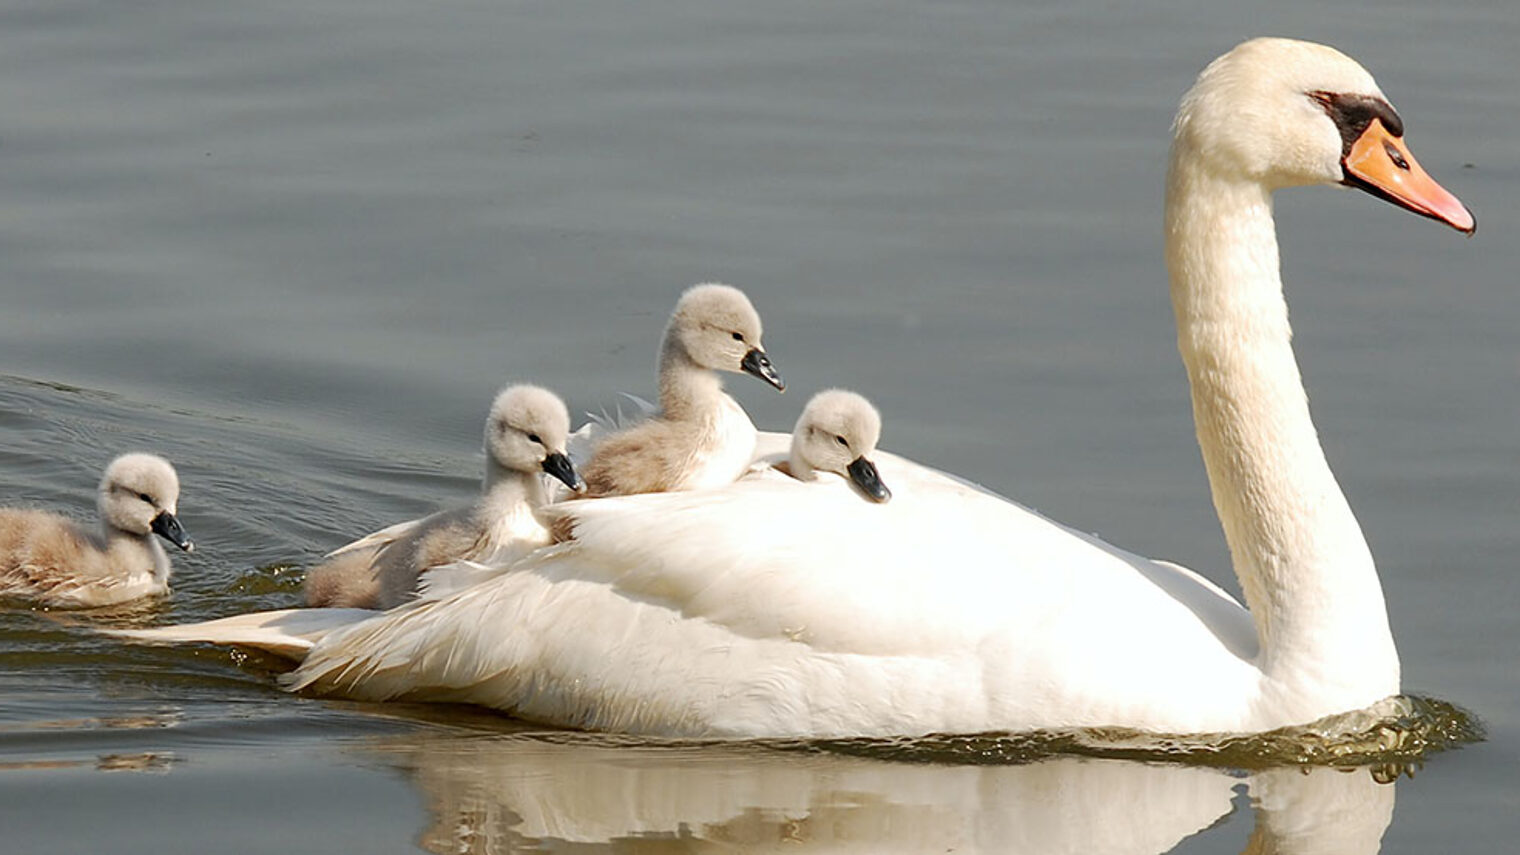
[282, 559, 572, 701]
[105, 608, 377, 661]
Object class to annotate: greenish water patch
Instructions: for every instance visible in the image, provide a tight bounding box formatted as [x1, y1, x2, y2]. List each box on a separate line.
[801, 695, 1482, 771]
[226, 563, 306, 596]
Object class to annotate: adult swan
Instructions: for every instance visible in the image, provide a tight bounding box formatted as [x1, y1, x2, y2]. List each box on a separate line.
[142, 38, 1478, 739]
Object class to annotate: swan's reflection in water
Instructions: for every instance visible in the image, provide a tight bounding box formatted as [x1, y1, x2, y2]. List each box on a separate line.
[362, 732, 1395, 854]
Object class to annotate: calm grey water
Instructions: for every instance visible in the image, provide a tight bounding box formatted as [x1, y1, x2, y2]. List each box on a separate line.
[0, 0, 1515, 851]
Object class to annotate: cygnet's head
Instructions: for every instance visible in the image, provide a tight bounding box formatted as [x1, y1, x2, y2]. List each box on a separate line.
[665, 283, 785, 392]
[790, 389, 890, 503]
[1172, 37, 1472, 232]
[485, 384, 585, 493]
[97, 453, 193, 551]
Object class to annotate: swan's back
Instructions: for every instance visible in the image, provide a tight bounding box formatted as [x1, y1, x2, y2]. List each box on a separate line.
[291, 437, 1260, 737]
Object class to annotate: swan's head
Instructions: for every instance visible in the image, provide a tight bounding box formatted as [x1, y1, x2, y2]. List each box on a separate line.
[97, 453, 193, 551]
[667, 283, 785, 392]
[1173, 37, 1473, 233]
[485, 384, 584, 493]
[790, 389, 891, 503]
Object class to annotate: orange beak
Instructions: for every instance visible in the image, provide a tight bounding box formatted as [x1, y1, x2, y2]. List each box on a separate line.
[1343, 118, 1475, 235]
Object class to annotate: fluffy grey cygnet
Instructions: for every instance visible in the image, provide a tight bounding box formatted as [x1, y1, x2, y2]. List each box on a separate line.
[0, 453, 193, 608]
[580, 283, 784, 497]
[304, 384, 584, 609]
[788, 389, 891, 502]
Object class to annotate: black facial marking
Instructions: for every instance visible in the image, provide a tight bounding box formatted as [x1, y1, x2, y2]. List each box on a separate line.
[1308, 91, 1404, 157]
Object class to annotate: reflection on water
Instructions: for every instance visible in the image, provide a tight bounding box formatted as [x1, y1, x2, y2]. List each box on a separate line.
[344, 694, 1478, 853]
[95, 752, 177, 773]
[361, 730, 1396, 854]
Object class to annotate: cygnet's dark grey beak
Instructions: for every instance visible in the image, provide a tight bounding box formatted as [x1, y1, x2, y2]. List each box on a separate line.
[542, 452, 586, 494]
[846, 457, 891, 503]
[151, 510, 195, 552]
[740, 348, 785, 392]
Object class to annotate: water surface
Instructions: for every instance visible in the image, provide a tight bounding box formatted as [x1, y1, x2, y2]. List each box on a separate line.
[1, 0, 1516, 851]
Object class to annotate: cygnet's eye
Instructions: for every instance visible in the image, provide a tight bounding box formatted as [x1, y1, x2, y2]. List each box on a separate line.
[834, 435, 849, 447]
[137, 492, 153, 504]
[526, 433, 543, 445]
[731, 331, 745, 342]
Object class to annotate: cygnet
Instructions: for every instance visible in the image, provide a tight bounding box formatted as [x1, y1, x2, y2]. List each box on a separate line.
[786, 389, 891, 502]
[0, 453, 193, 609]
[580, 283, 784, 497]
[304, 384, 584, 609]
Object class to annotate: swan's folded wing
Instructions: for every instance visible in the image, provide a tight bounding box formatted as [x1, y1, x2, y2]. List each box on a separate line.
[415, 558, 506, 602]
[107, 608, 376, 660]
[327, 516, 427, 558]
[550, 447, 1252, 658]
[285, 445, 1260, 737]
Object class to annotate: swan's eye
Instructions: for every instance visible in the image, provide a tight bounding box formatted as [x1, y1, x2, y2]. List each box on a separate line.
[137, 492, 152, 503]
[731, 331, 744, 342]
[526, 433, 542, 445]
[835, 435, 849, 447]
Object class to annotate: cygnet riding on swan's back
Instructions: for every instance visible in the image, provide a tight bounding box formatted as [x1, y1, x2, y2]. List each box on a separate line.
[1, 453, 193, 609]
[118, 39, 1475, 741]
[579, 283, 785, 497]
[303, 384, 584, 610]
[783, 389, 891, 502]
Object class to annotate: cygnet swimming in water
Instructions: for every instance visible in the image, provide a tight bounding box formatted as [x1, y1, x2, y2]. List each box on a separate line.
[785, 389, 891, 502]
[303, 384, 584, 609]
[0, 453, 193, 609]
[580, 283, 785, 497]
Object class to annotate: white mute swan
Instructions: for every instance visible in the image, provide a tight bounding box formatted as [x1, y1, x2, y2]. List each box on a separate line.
[579, 283, 785, 497]
[304, 384, 584, 609]
[123, 38, 1475, 740]
[1, 453, 193, 609]
[781, 389, 891, 502]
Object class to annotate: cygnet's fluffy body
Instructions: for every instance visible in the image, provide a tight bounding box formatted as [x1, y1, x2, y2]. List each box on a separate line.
[304, 385, 584, 609]
[581, 283, 785, 497]
[787, 389, 891, 502]
[0, 453, 193, 609]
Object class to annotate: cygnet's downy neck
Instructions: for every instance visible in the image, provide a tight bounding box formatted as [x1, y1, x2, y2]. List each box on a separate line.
[97, 519, 172, 586]
[657, 333, 729, 422]
[1165, 158, 1397, 695]
[787, 438, 821, 482]
[482, 459, 548, 513]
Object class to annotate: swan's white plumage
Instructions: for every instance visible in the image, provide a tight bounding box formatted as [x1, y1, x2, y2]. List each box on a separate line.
[126, 38, 1474, 739]
[109, 608, 375, 659]
[289, 432, 1264, 736]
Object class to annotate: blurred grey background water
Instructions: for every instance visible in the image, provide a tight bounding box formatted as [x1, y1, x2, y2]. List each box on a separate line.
[0, 0, 1514, 851]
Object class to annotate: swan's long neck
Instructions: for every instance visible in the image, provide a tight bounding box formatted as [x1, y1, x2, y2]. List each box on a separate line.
[1165, 155, 1398, 702]
[657, 333, 727, 421]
